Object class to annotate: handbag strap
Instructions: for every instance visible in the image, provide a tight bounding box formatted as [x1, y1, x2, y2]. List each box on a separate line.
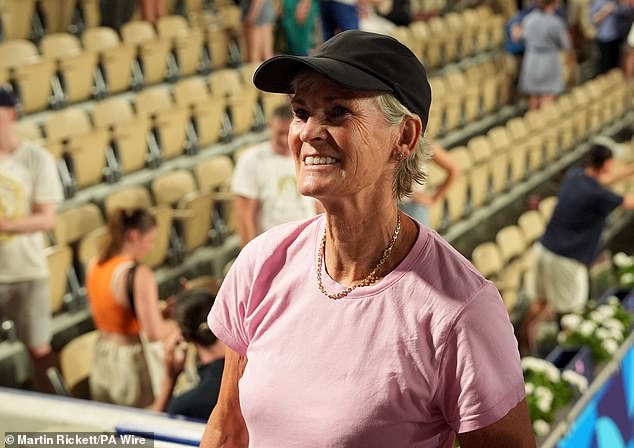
[126, 262, 140, 316]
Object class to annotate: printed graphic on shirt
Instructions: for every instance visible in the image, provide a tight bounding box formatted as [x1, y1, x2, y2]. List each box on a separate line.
[271, 175, 309, 226]
[0, 171, 27, 242]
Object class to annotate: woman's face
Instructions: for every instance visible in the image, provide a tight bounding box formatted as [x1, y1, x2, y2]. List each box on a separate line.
[289, 74, 400, 203]
[129, 227, 157, 260]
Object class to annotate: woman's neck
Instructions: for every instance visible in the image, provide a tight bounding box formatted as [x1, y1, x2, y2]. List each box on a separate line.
[321, 201, 419, 287]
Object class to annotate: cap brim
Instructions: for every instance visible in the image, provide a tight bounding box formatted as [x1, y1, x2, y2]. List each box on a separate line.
[253, 55, 394, 95]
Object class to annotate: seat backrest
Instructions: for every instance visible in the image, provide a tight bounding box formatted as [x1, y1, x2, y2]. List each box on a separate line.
[506, 117, 529, 142]
[60, 330, 99, 398]
[121, 21, 158, 46]
[518, 210, 545, 245]
[13, 121, 43, 141]
[82, 27, 122, 52]
[104, 186, 153, 217]
[44, 244, 72, 313]
[467, 136, 493, 164]
[135, 86, 174, 116]
[471, 242, 503, 278]
[78, 226, 108, 267]
[151, 170, 197, 205]
[239, 62, 260, 87]
[487, 126, 512, 154]
[92, 97, 136, 128]
[173, 77, 211, 107]
[449, 146, 473, 172]
[208, 69, 243, 97]
[40, 33, 82, 59]
[195, 155, 234, 191]
[538, 196, 558, 221]
[0, 40, 40, 69]
[157, 15, 190, 40]
[45, 109, 92, 142]
[495, 225, 526, 263]
[54, 203, 104, 246]
[185, 275, 222, 294]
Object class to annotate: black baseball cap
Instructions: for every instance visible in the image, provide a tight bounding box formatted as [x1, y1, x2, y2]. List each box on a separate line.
[253, 30, 432, 130]
[0, 87, 17, 108]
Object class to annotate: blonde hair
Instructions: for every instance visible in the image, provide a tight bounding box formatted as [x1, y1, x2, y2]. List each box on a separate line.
[375, 94, 429, 200]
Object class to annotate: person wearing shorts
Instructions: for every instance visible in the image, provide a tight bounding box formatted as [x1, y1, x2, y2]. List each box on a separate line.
[0, 88, 64, 391]
[520, 144, 634, 354]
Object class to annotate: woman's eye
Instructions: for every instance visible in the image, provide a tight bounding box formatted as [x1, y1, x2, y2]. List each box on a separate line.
[330, 106, 349, 119]
[293, 108, 309, 120]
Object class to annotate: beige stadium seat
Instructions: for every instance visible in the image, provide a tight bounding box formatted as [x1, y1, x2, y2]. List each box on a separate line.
[195, 155, 235, 235]
[459, 10, 477, 58]
[466, 137, 492, 208]
[444, 158, 469, 225]
[45, 244, 72, 313]
[78, 0, 100, 29]
[41, 33, 98, 104]
[82, 27, 136, 94]
[104, 186, 153, 216]
[391, 27, 422, 64]
[489, 126, 525, 185]
[524, 108, 559, 163]
[54, 203, 104, 246]
[151, 170, 214, 252]
[13, 121, 43, 142]
[446, 71, 480, 125]
[0, 0, 36, 40]
[45, 109, 111, 189]
[430, 17, 457, 64]
[157, 15, 205, 76]
[173, 77, 225, 146]
[538, 196, 557, 221]
[495, 225, 526, 264]
[40, 0, 77, 33]
[0, 40, 56, 113]
[444, 12, 464, 59]
[206, 27, 230, 69]
[59, 330, 99, 399]
[185, 275, 222, 294]
[92, 98, 151, 174]
[472, 242, 503, 279]
[507, 117, 543, 173]
[518, 210, 545, 246]
[208, 69, 257, 136]
[135, 86, 190, 160]
[471, 136, 508, 196]
[121, 20, 171, 85]
[78, 225, 108, 268]
[410, 21, 439, 67]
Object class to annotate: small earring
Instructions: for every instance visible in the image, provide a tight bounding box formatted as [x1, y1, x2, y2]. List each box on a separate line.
[395, 153, 404, 161]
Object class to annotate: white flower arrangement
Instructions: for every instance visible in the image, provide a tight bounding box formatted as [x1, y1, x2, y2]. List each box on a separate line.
[561, 314, 582, 331]
[561, 370, 588, 392]
[533, 419, 551, 437]
[578, 320, 597, 337]
[601, 338, 619, 355]
[621, 272, 634, 286]
[525, 382, 535, 395]
[613, 252, 633, 268]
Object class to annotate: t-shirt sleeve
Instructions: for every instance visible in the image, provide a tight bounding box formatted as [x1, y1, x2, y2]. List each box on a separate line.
[207, 250, 254, 356]
[32, 146, 64, 205]
[593, 185, 623, 216]
[231, 151, 259, 200]
[433, 283, 525, 434]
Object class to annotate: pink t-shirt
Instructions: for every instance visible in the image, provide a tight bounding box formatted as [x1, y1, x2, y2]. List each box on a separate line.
[209, 215, 525, 448]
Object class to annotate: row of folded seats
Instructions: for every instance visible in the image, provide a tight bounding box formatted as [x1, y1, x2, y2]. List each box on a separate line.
[391, 5, 505, 70]
[14, 70, 286, 195]
[14, 55, 507, 198]
[472, 143, 634, 313]
[426, 69, 630, 232]
[0, 12, 245, 113]
[1, 3, 502, 115]
[44, 154, 235, 314]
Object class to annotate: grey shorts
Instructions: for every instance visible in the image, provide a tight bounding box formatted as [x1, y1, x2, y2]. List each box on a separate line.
[0, 279, 52, 348]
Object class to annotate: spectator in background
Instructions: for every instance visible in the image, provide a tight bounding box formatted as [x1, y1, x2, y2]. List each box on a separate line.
[153, 288, 225, 421]
[518, 0, 573, 109]
[399, 142, 461, 227]
[242, 0, 276, 61]
[520, 144, 634, 354]
[232, 104, 319, 247]
[320, 0, 360, 40]
[87, 208, 174, 408]
[0, 88, 64, 393]
[281, 0, 318, 55]
[139, 0, 167, 23]
[590, 0, 632, 74]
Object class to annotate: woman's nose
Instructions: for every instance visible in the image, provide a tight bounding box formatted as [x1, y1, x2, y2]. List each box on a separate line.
[300, 116, 326, 143]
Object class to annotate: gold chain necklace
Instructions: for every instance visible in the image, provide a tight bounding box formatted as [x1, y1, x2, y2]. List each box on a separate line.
[316, 215, 401, 300]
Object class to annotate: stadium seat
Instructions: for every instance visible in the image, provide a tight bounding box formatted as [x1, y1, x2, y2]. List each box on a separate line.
[446, 71, 480, 124]
[40, 0, 77, 33]
[208, 69, 257, 136]
[466, 138, 491, 209]
[538, 196, 557, 221]
[0, 40, 56, 113]
[524, 107, 559, 163]
[41, 33, 98, 104]
[78, 226, 108, 269]
[195, 156, 235, 238]
[13, 120, 43, 142]
[507, 117, 543, 174]
[157, 15, 205, 77]
[518, 210, 546, 246]
[173, 77, 225, 146]
[44, 244, 73, 313]
[472, 242, 503, 279]
[0, 0, 36, 40]
[92, 97, 153, 174]
[135, 86, 190, 160]
[82, 27, 136, 94]
[121, 21, 171, 85]
[206, 27, 230, 69]
[59, 330, 99, 399]
[185, 275, 222, 294]
[54, 203, 104, 247]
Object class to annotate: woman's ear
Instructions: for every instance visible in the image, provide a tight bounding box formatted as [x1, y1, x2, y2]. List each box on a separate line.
[397, 116, 422, 159]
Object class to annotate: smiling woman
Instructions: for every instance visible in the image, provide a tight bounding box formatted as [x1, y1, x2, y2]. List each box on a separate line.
[201, 30, 534, 448]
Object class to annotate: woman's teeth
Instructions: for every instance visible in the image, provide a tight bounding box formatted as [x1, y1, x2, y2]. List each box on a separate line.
[305, 156, 338, 165]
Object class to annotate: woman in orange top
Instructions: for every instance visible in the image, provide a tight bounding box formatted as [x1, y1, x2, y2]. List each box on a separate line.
[87, 208, 171, 407]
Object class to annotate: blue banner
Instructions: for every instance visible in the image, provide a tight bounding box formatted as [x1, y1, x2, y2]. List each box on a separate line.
[557, 344, 634, 448]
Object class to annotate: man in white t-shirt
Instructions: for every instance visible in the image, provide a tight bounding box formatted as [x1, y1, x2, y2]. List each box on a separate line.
[0, 88, 64, 392]
[232, 104, 318, 247]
